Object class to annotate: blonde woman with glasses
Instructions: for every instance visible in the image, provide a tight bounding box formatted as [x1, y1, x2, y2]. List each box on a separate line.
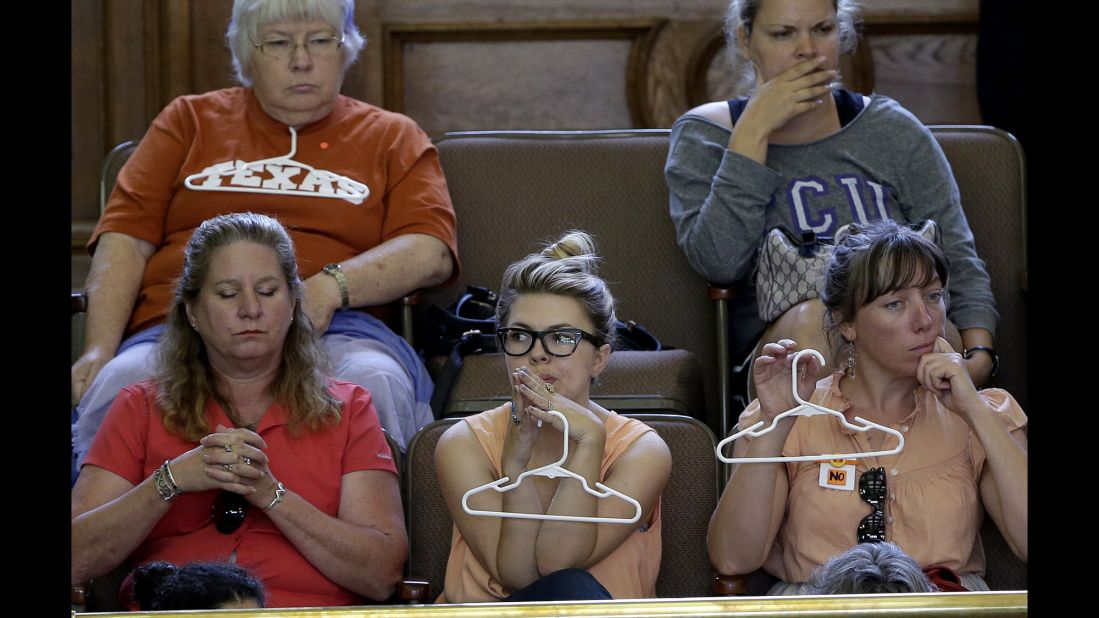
[435, 231, 672, 603]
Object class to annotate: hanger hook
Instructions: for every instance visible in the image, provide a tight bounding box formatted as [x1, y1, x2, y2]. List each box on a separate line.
[789, 348, 826, 407]
[286, 126, 298, 159]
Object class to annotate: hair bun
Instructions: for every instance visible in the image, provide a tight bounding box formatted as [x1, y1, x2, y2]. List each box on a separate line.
[541, 230, 599, 271]
[496, 228, 617, 348]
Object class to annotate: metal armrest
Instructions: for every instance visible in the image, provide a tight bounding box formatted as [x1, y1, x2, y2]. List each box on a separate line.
[708, 283, 737, 441]
[72, 291, 88, 315]
[400, 291, 422, 345]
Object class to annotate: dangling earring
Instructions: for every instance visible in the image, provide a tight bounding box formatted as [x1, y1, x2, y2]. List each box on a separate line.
[845, 342, 857, 379]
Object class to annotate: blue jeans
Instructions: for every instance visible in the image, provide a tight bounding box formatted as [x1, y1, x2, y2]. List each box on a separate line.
[504, 568, 612, 602]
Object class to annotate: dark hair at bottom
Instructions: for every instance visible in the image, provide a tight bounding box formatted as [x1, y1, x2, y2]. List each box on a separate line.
[133, 560, 266, 611]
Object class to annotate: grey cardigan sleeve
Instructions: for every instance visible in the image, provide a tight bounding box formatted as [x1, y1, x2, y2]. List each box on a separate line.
[893, 119, 999, 335]
[665, 116, 783, 284]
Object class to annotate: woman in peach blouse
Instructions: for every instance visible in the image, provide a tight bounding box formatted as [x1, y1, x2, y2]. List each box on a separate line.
[708, 221, 1027, 594]
[435, 231, 671, 602]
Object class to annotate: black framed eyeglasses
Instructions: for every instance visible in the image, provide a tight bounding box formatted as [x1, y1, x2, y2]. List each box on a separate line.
[856, 467, 887, 543]
[496, 327, 602, 357]
[251, 33, 345, 59]
[212, 490, 249, 534]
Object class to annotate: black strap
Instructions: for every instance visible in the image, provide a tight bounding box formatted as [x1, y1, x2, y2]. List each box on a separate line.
[833, 88, 865, 126]
[727, 97, 749, 125]
[429, 331, 498, 419]
[614, 320, 663, 352]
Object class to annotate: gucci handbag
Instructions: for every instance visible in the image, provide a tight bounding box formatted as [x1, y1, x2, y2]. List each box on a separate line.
[754, 219, 940, 322]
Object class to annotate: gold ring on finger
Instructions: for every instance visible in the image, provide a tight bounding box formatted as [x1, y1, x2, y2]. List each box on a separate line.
[224, 444, 233, 453]
[221, 463, 233, 473]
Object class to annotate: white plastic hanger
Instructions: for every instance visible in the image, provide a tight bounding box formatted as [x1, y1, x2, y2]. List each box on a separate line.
[716, 349, 905, 464]
[461, 409, 642, 524]
[183, 126, 370, 204]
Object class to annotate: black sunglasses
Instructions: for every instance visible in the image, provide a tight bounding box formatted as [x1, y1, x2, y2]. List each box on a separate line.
[212, 490, 249, 534]
[856, 467, 887, 544]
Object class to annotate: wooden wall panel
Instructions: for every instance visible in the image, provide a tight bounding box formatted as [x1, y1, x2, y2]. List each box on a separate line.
[869, 33, 979, 124]
[385, 21, 664, 135]
[189, 3, 234, 98]
[402, 39, 635, 135]
[103, 0, 151, 146]
[71, 0, 104, 229]
[344, 0, 384, 104]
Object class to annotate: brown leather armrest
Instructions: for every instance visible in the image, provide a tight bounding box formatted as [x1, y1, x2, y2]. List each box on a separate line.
[398, 579, 431, 603]
[713, 573, 748, 596]
[708, 284, 737, 301]
[72, 291, 88, 315]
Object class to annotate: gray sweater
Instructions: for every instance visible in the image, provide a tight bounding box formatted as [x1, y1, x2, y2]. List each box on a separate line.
[665, 93, 998, 335]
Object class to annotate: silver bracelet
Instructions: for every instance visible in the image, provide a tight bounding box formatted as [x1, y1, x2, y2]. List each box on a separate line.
[265, 482, 286, 511]
[153, 460, 183, 501]
[163, 460, 180, 492]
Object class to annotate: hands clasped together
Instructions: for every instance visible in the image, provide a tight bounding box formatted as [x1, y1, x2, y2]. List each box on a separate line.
[168, 424, 282, 508]
[501, 366, 605, 478]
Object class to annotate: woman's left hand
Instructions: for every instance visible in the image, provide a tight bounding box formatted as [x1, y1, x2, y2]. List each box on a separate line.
[512, 366, 605, 445]
[917, 337, 983, 417]
[200, 425, 282, 507]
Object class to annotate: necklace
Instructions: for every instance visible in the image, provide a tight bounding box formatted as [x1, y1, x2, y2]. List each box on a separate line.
[229, 410, 263, 432]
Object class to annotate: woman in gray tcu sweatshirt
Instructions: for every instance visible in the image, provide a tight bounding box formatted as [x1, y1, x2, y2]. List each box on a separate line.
[665, 0, 998, 387]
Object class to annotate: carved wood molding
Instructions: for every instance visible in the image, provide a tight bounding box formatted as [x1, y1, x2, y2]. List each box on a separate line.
[862, 19, 979, 35]
[684, 16, 978, 108]
[685, 27, 727, 109]
[383, 20, 667, 128]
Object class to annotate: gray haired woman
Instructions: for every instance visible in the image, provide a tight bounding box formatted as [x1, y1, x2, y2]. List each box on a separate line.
[73, 0, 457, 474]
